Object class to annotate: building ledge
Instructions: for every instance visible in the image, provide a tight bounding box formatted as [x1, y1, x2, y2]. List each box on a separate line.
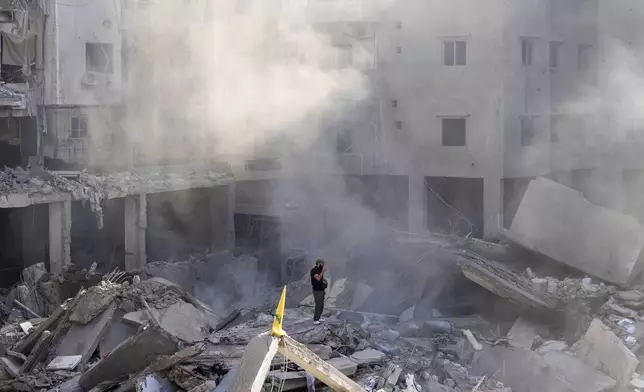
[0, 167, 234, 208]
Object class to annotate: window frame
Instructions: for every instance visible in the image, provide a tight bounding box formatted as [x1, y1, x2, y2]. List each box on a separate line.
[85, 42, 114, 73]
[440, 117, 467, 147]
[70, 114, 88, 139]
[521, 37, 535, 66]
[443, 39, 467, 67]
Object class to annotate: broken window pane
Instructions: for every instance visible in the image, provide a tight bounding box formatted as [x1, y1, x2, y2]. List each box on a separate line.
[520, 116, 535, 146]
[441, 118, 466, 146]
[86, 43, 114, 73]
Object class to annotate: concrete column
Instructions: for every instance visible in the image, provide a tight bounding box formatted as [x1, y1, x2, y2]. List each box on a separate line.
[210, 183, 235, 252]
[48, 201, 71, 274]
[483, 177, 503, 239]
[124, 194, 147, 271]
[408, 175, 427, 233]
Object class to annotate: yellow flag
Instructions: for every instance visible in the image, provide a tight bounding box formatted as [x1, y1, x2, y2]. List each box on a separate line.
[271, 286, 287, 337]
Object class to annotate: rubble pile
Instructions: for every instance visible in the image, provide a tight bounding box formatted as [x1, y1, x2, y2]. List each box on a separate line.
[8, 174, 644, 390]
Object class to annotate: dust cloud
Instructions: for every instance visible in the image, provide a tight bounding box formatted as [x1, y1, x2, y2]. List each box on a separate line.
[118, 0, 416, 313]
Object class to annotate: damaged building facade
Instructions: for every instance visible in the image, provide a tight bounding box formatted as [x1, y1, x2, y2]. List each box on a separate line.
[235, 0, 644, 251]
[0, 0, 235, 281]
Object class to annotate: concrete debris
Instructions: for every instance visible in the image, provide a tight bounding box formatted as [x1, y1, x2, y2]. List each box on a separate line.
[46, 355, 82, 371]
[6, 227, 644, 392]
[507, 177, 644, 287]
[471, 346, 617, 392]
[157, 301, 215, 343]
[0, 167, 230, 228]
[507, 317, 544, 349]
[56, 301, 117, 368]
[68, 284, 116, 324]
[399, 306, 415, 324]
[573, 318, 639, 392]
[349, 348, 386, 365]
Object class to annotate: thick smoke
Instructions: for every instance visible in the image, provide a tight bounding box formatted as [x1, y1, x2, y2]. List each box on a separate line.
[550, 3, 644, 217]
[123, 0, 367, 162]
[117, 0, 416, 313]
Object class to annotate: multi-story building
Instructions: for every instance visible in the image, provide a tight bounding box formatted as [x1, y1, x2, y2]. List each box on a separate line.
[0, 0, 234, 281]
[1, 0, 643, 280]
[234, 0, 644, 254]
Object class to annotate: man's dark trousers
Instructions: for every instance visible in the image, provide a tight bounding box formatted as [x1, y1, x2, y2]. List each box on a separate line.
[313, 290, 325, 321]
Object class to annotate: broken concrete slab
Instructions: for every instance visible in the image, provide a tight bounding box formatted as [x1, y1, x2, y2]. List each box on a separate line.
[46, 375, 81, 392]
[99, 309, 138, 355]
[399, 306, 415, 324]
[79, 326, 179, 390]
[0, 357, 21, 378]
[69, 285, 115, 325]
[471, 346, 616, 392]
[214, 368, 237, 392]
[113, 344, 204, 392]
[534, 340, 567, 354]
[47, 355, 82, 371]
[158, 301, 211, 343]
[459, 253, 558, 309]
[507, 177, 644, 287]
[349, 349, 386, 366]
[229, 333, 279, 392]
[573, 318, 639, 392]
[326, 357, 358, 376]
[507, 317, 541, 349]
[57, 302, 117, 368]
[122, 308, 161, 327]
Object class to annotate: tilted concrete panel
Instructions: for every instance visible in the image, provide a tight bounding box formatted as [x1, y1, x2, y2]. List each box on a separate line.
[508, 177, 644, 286]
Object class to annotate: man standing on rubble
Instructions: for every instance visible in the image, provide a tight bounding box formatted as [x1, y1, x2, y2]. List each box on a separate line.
[311, 258, 327, 324]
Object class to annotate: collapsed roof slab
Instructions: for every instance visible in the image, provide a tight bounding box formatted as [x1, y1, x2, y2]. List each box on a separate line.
[0, 169, 234, 209]
[507, 177, 644, 287]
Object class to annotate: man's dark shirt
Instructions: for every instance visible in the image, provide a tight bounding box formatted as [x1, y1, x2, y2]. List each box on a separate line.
[311, 266, 325, 291]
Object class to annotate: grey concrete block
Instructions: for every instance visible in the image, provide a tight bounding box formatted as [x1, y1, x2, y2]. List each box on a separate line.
[79, 326, 179, 390]
[508, 177, 644, 286]
[573, 318, 639, 392]
[57, 302, 117, 368]
[349, 349, 386, 366]
[471, 346, 616, 392]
